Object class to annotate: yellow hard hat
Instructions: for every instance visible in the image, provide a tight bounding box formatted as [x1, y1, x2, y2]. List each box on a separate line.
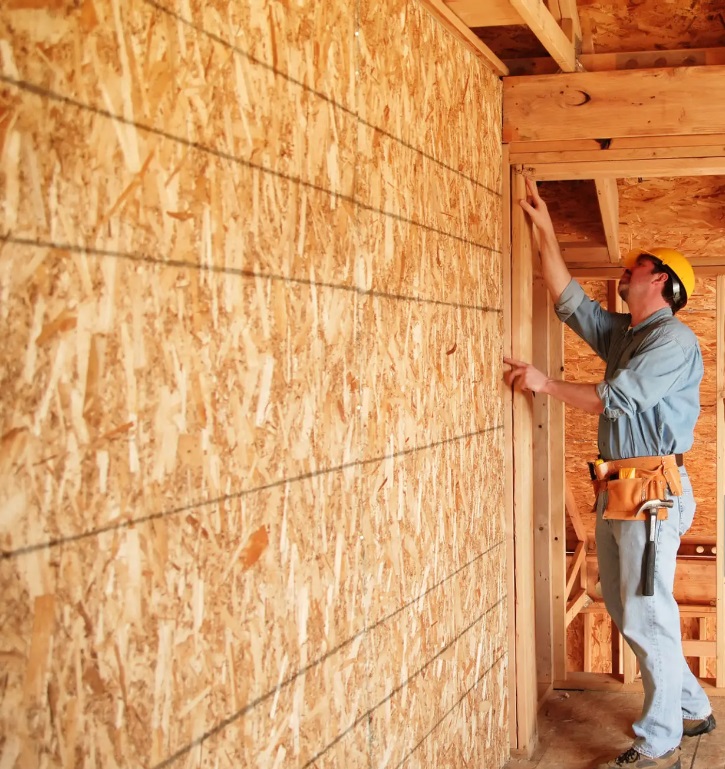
[622, 247, 695, 305]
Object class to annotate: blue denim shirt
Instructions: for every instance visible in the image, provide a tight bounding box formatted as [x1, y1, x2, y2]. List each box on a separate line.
[555, 280, 703, 461]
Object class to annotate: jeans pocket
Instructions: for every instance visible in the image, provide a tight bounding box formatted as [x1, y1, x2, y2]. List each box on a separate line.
[678, 490, 696, 535]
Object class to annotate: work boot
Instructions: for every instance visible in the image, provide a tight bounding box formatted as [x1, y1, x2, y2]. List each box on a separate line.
[596, 746, 680, 769]
[682, 712, 716, 737]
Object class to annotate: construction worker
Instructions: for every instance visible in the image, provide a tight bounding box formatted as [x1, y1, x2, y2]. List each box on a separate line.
[503, 177, 716, 769]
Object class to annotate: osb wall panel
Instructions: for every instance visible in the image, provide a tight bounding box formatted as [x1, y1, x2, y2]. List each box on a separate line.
[0, 1, 505, 768]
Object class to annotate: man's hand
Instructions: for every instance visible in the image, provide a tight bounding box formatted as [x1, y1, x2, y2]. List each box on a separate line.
[503, 356, 549, 394]
[519, 177, 555, 237]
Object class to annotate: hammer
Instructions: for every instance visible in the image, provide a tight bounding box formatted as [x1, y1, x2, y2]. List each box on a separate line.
[638, 498, 675, 596]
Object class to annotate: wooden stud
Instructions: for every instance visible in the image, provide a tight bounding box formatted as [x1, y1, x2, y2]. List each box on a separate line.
[594, 179, 620, 263]
[583, 612, 593, 673]
[503, 149, 518, 750]
[510, 167, 538, 756]
[607, 280, 623, 314]
[533, 277, 554, 688]
[549, 310, 567, 683]
[503, 66, 725, 143]
[612, 629, 623, 676]
[699, 618, 710, 678]
[717, 275, 725, 687]
[621, 635, 638, 684]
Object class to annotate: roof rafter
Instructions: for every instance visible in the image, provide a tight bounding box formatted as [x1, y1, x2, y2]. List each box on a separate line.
[444, 0, 582, 73]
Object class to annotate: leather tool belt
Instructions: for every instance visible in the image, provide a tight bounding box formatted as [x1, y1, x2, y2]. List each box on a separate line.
[590, 453, 684, 521]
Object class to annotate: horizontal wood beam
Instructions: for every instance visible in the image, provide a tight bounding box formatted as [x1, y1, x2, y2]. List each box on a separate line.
[510, 142, 725, 166]
[511, 132, 725, 155]
[503, 65, 725, 142]
[559, 244, 725, 277]
[582, 601, 716, 616]
[420, 0, 509, 75]
[683, 639, 717, 658]
[555, 672, 725, 695]
[569, 261, 725, 280]
[505, 46, 725, 76]
[561, 243, 610, 263]
[519, 156, 725, 180]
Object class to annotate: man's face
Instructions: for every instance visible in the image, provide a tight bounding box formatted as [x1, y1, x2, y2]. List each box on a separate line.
[618, 254, 666, 305]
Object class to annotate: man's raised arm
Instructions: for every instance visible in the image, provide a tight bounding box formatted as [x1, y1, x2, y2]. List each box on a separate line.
[519, 176, 571, 303]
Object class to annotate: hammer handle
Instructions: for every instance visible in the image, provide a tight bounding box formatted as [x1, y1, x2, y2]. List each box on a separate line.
[643, 510, 658, 596]
[644, 541, 656, 596]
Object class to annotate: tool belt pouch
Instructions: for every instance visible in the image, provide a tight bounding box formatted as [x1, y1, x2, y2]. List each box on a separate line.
[591, 455, 682, 521]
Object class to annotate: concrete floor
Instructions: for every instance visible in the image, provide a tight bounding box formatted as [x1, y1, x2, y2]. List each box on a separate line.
[504, 690, 725, 769]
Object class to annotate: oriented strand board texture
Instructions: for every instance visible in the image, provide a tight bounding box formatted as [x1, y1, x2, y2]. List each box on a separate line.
[0, 1, 506, 768]
[618, 177, 725, 261]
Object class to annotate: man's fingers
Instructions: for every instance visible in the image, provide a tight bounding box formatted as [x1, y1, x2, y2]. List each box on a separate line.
[503, 356, 526, 367]
[519, 198, 534, 214]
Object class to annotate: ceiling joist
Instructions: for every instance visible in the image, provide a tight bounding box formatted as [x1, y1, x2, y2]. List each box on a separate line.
[594, 179, 620, 264]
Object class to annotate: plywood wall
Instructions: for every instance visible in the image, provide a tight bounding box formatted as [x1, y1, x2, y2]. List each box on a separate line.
[0, 1, 506, 767]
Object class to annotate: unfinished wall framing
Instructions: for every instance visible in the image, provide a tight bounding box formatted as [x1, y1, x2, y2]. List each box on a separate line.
[0, 1, 508, 767]
[504, 65, 725, 754]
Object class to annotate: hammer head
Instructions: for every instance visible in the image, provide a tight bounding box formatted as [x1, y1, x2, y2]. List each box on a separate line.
[636, 498, 675, 516]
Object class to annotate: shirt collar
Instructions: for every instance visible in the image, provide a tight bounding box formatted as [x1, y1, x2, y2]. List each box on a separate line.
[630, 306, 673, 333]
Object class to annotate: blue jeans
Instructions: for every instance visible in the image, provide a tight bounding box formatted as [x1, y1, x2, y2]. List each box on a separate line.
[595, 467, 711, 758]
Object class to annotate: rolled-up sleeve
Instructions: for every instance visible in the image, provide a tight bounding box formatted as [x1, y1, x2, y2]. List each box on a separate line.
[554, 279, 587, 321]
[555, 279, 620, 361]
[598, 330, 701, 420]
